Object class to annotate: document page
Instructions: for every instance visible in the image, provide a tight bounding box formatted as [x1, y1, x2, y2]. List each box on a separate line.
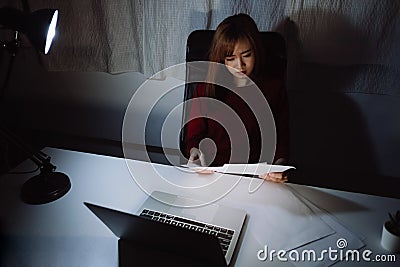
[189, 163, 295, 176]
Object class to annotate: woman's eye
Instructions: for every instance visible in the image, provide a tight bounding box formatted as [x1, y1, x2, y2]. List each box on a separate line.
[225, 57, 234, 61]
[243, 53, 251, 58]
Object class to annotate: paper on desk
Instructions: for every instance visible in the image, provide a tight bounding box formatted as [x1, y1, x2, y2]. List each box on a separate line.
[221, 181, 336, 267]
[287, 187, 365, 267]
[190, 163, 295, 176]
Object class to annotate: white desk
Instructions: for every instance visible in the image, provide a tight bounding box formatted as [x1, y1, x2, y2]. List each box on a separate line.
[0, 148, 399, 266]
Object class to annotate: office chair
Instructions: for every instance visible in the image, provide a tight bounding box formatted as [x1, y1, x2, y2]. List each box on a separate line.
[179, 30, 287, 159]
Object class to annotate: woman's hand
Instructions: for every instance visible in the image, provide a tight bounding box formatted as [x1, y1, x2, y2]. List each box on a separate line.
[258, 158, 289, 183]
[188, 147, 206, 167]
[187, 148, 215, 174]
[259, 172, 288, 183]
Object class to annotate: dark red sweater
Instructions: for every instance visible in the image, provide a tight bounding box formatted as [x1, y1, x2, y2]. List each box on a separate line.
[185, 77, 289, 166]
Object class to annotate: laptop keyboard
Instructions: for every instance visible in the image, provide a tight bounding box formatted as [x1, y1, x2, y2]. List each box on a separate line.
[140, 209, 234, 255]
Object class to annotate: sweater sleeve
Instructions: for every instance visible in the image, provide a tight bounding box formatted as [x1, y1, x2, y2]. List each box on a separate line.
[185, 84, 208, 157]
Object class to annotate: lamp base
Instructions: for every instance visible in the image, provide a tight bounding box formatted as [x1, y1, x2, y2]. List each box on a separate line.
[21, 171, 71, 205]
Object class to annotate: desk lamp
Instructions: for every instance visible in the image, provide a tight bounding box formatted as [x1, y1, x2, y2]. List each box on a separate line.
[0, 7, 58, 54]
[0, 6, 71, 205]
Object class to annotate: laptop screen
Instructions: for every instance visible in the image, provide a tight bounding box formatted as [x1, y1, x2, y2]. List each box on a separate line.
[84, 202, 227, 266]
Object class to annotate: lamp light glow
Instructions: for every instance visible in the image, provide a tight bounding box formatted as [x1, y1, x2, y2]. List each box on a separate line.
[45, 10, 58, 54]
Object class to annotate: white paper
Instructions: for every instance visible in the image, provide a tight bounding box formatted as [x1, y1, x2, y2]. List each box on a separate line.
[223, 182, 335, 255]
[189, 163, 295, 176]
[287, 187, 365, 267]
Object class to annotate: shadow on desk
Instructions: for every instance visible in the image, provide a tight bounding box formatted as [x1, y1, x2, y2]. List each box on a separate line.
[290, 167, 400, 199]
[289, 184, 369, 214]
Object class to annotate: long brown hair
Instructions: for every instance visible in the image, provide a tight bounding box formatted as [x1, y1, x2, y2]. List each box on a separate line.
[205, 14, 263, 97]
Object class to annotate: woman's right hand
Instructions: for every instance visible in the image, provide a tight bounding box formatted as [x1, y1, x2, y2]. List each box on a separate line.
[188, 147, 206, 166]
[188, 148, 215, 174]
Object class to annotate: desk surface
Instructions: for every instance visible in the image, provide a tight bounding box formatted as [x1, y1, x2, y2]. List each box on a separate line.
[0, 148, 399, 267]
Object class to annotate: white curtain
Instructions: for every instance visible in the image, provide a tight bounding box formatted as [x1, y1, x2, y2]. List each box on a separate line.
[1, 0, 399, 94]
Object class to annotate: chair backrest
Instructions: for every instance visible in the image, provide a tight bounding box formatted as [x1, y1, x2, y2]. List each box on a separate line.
[179, 30, 287, 159]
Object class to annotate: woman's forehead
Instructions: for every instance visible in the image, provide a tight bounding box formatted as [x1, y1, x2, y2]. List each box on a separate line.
[226, 38, 252, 55]
[234, 39, 252, 51]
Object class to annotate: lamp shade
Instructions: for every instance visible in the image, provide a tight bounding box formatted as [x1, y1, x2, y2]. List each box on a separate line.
[0, 7, 58, 54]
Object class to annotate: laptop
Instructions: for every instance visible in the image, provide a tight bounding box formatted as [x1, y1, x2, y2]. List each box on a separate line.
[85, 191, 246, 266]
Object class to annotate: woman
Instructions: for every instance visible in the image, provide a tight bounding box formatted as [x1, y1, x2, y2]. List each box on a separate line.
[186, 14, 289, 183]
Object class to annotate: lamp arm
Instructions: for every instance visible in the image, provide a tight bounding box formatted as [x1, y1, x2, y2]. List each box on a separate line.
[1, 31, 20, 55]
[1, 31, 52, 171]
[0, 125, 54, 172]
[1, 31, 20, 101]
[33, 151, 57, 173]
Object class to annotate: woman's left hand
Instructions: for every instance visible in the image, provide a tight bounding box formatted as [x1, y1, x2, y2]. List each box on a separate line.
[259, 172, 288, 183]
[258, 158, 289, 183]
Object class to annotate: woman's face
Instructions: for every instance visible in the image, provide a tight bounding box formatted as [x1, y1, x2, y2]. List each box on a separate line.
[224, 39, 255, 80]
